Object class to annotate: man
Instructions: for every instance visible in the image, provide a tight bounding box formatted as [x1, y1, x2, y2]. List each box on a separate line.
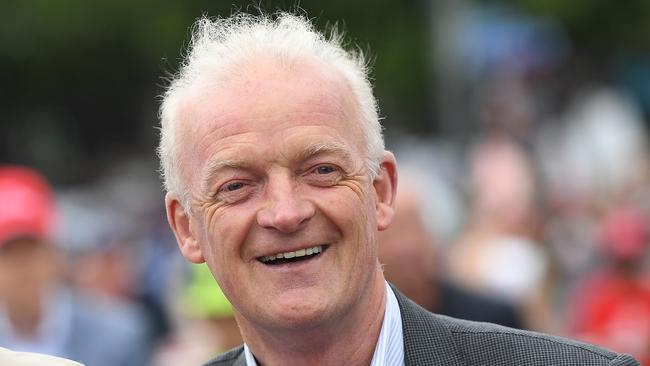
[159, 12, 639, 365]
[0, 165, 149, 366]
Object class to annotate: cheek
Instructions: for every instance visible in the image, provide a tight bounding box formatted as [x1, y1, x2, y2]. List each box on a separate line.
[201, 204, 257, 269]
[320, 185, 378, 251]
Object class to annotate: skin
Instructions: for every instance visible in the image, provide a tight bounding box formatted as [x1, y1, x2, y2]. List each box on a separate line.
[166, 56, 397, 365]
[0, 237, 60, 337]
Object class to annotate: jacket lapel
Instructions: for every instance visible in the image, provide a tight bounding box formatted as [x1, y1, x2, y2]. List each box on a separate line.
[392, 285, 464, 366]
[232, 352, 246, 366]
[221, 287, 465, 366]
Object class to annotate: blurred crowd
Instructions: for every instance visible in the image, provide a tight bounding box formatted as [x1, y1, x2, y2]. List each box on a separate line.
[3, 89, 650, 364]
[3, 2, 650, 366]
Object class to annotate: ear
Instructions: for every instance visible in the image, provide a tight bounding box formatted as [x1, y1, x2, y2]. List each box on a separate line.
[165, 193, 205, 264]
[373, 151, 398, 231]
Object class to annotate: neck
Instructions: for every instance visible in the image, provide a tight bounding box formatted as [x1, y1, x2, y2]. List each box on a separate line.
[239, 271, 387, 366]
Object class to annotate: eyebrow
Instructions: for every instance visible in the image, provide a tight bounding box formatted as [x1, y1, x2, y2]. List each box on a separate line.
[200, 158, 250, 196]
[199, 141, 355, 194]
[296, 141, 355, 167]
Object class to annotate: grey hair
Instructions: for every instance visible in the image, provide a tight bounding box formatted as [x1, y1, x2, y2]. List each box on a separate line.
[158, 12, 384, 210]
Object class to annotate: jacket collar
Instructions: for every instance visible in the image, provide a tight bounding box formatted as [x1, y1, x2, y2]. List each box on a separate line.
[392, 284, 465, 366]
[228, 285, 465, 366]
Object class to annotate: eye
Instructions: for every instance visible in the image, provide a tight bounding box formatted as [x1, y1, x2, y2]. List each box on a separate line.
[214, 180, 253, 204]
[305, 164, 342, 187]
[314, 165, 336, 174]
[225, 182, 244, 191]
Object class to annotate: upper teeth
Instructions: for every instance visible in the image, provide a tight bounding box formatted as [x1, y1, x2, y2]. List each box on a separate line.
[260, 245, 323, 263]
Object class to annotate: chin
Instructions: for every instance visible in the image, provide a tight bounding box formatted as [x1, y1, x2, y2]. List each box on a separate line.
[262, 300, 335, 330]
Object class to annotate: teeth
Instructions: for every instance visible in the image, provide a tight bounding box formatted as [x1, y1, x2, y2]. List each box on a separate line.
[260, 245, 323, 263]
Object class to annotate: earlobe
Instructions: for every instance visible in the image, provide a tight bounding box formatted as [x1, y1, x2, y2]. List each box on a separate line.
[165, 193, 205, 264]
[373, 151, 398, 231]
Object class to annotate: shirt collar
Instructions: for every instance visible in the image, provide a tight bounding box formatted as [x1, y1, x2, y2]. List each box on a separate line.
[244, 281, 404, 366]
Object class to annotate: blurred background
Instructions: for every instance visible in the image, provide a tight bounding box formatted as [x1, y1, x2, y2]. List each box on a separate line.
[2, 0, 650, 364]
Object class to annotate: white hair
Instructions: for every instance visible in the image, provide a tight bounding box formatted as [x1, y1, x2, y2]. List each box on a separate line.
[158, 12, 384, 210]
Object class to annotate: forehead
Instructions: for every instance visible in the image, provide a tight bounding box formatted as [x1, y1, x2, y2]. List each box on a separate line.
[194, 58, 356, 128]
[178, 56, 364, 165]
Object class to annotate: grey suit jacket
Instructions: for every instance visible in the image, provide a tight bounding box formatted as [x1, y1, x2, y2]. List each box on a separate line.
[202, 288, 640, 365]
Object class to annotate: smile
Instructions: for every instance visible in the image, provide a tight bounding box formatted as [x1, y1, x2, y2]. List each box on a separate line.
[259, 245, 325, 265]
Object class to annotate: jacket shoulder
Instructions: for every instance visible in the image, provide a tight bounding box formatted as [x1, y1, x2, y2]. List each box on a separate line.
[439, 315, 639, 366]
[202, 346, 244, 366]
[391, 284, 640, 366]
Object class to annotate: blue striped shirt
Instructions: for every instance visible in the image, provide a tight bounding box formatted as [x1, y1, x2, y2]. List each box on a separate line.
[244, 281, 404, 365]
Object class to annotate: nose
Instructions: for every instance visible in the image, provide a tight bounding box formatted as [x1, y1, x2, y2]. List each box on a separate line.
[256, 173, 315, 233]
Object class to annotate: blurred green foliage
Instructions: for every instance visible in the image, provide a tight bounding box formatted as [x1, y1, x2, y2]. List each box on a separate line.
[510, 0, 650, 52]
[2, 0, 650, 184]
[0, 0, 429, 184]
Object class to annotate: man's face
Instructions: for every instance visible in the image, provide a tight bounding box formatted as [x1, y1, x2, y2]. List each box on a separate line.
[167, 58, 395, 330]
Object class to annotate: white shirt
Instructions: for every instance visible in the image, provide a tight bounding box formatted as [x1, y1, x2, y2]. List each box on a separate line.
[244, 281, 404, 365]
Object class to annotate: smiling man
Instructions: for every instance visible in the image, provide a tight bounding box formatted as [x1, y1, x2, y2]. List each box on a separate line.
[159, 12, 639, 366]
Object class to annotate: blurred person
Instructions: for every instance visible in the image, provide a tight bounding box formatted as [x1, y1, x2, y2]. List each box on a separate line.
[182, 264, 242, 351]
[378, 173, 522, 328]
[154, 264, 241, 366]
[536, 88, 647, 208]
[159, 11, 639, 365]
[70, 236, 140, 300]
[67, 231, 166, 357]
[0, 165, 150, 366]
[56, 171, 175, 349]
[571, 207, 650, 364]
[535, 88, 649, 311]
[447, 138, 554, 331]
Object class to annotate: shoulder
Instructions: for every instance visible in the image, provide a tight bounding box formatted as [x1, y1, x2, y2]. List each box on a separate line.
[439, 315, 638, 365]
[392, 285, 639, 366]
[202, 346, 245, 366]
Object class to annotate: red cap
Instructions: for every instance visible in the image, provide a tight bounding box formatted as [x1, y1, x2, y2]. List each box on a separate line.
[0, 165, 56, 246]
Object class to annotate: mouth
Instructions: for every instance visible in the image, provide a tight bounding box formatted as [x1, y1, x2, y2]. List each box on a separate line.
[258, 245, 327, 265]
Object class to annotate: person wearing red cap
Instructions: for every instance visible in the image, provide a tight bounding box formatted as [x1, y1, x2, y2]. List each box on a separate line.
[0, 165, 57, 246]
[0, 165, 149, 366]
[0, 166, 86, 365]
[571, 207, 650, 365]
